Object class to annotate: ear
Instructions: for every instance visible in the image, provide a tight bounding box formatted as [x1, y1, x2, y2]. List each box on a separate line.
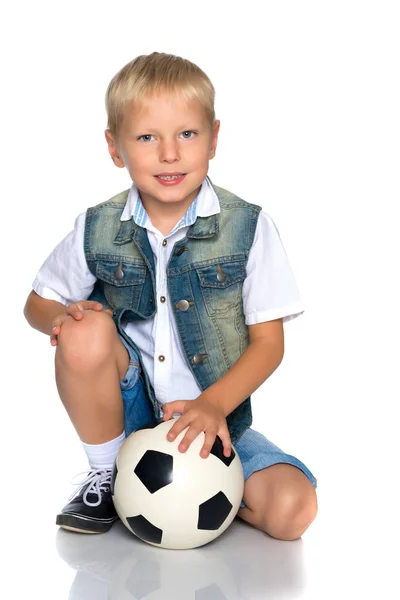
[209, 120, 220, 160]
[104, 129, 125, 168]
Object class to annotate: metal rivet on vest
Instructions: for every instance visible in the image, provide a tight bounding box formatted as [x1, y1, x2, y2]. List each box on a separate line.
[217, 264, 227, 283]
[176, 299, 190, 311]
[175, 246, 186, 256]
[114, 261, 124, 281]
[193, 353, 205, 365]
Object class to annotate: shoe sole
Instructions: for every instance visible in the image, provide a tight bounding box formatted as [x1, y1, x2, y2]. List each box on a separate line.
[56, 513, 119, 534]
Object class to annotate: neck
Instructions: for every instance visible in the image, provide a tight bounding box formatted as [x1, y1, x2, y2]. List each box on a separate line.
[140, 185, 201, 235]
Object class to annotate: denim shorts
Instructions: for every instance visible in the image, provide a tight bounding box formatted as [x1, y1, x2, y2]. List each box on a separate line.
[119, 335, 317, 509]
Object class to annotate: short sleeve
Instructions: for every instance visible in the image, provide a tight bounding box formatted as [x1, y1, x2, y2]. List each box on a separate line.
[32, 211, 97, 305]
[242, 211, 304, 325]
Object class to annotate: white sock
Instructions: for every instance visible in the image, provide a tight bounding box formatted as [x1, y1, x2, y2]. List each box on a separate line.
[81, 431, 126, 470]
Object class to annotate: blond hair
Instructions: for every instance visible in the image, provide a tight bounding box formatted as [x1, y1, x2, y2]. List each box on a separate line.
[105, 52, 216, 139]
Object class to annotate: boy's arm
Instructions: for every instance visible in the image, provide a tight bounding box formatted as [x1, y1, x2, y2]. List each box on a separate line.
[23, 290, 67, 336]
[201, 318, 284, 417]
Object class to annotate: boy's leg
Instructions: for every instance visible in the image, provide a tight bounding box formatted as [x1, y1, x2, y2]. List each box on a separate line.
[55, 309, 129, 443]
[233, 428, 318, 540]
[236, 464, 318, 541]
[54, 309, 130, 533]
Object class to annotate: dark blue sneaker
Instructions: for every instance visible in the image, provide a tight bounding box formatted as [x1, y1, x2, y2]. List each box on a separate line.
[56, 469, 119, 534]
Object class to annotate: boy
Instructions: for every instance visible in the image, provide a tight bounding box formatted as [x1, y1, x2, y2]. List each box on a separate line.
[24, 52, 317, 541]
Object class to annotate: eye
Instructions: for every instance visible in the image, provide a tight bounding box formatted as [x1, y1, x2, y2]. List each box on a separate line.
[138, 134, 155, 142]
[180, 131, 196, 139]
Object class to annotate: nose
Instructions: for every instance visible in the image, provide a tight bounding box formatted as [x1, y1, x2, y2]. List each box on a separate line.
[159, 138, 180, 163]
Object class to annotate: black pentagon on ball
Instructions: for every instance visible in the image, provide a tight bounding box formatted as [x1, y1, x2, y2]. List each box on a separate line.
[210, 436, 236, 466]
[110, 461, 118, 495]
[127, 514, 163, 544]
[134, 450, 173, 493]
[198, 491, 233, 530]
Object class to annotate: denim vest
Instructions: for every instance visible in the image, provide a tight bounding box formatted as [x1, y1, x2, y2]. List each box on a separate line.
[84, 181, 262, 444]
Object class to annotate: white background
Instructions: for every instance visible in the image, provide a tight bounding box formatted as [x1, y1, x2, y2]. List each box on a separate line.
[1, 1, 399, 598]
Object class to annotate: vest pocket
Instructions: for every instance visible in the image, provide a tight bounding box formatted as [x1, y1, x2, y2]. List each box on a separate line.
[195, 259, 247, 316]
[95, 260, 146, 310]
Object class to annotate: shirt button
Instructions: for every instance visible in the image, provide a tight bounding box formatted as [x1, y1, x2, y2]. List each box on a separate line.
[160, 296, 166, 303]
[162, 239, 167, 247]
[158, 355, 165, 362]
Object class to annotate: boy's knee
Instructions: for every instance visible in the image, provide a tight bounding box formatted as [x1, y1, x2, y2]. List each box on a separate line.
[57, 309, 117, 368]
[264, 486, 318, 540]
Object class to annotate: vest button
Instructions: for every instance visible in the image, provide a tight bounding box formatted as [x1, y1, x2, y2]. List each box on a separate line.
[162, 239, 167, 246]
[217, 268, 227, 283]
[114, 261, 124, 281]
[160, 296, 166, 303]
[175, 247, 185, 256]
[158, 355, 165, 362]
[193, 353, 204, 365]
[176, 299, 189, 311]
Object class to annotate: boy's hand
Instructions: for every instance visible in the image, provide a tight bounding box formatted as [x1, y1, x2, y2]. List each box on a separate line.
[50, 301, 113, 346]
[162, 396, 232, 459]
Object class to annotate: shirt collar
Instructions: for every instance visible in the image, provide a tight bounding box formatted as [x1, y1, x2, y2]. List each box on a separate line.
[120, 175, 220, 233]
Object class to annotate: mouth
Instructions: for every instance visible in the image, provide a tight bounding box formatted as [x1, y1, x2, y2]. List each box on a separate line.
[155, 173, 186, 180]
[154, 173, 187, 186]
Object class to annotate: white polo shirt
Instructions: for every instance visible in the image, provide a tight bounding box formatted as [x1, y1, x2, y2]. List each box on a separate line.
[32, 176, 304, 404]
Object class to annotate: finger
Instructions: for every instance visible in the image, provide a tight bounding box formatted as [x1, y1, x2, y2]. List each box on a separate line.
[76, 301, 95, 313]
[162, 403, 170, 421]
[166, 412, 191, 441]
[75, 301, 103, 310]
[200, 429, 218, 458]
[163, 401, 186, 424]
[162, 404, 174, 421]
[91, 302, 104, 311]
[67, 305, 84, 320]
[177, 424, 205, 453]
[50, 330, 58, 346]
[51, 323, 59, 335]
[219, 431, 232, 458]
[51, 313, 67, 344]
[50, 318, 63, 343]
[50, 323, 60, 346]
[69, 301, 103, 319]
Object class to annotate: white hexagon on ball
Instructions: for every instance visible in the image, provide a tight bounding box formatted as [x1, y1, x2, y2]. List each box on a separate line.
[111, 417, 244, 550]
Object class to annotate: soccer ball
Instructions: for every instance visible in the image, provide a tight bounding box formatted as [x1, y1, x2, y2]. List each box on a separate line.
[111, 417, 244, 549]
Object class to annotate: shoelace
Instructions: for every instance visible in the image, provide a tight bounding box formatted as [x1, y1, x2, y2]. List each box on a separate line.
[69, 469, 113, 507]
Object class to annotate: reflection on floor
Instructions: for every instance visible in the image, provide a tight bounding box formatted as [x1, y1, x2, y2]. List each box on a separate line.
[56, 518, 306, 599]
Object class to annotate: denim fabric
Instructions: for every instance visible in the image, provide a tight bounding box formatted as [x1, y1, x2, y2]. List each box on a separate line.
[118, 346, 156, 437]
[84, 179, 262, 444]
[234, 429, 317, 508]
[119, 333, 317, 509]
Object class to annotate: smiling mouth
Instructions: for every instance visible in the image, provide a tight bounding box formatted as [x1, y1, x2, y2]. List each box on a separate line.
[156, 174, 186, 180]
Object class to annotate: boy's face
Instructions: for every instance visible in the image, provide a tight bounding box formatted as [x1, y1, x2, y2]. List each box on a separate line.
[105, 91, 220, 218]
